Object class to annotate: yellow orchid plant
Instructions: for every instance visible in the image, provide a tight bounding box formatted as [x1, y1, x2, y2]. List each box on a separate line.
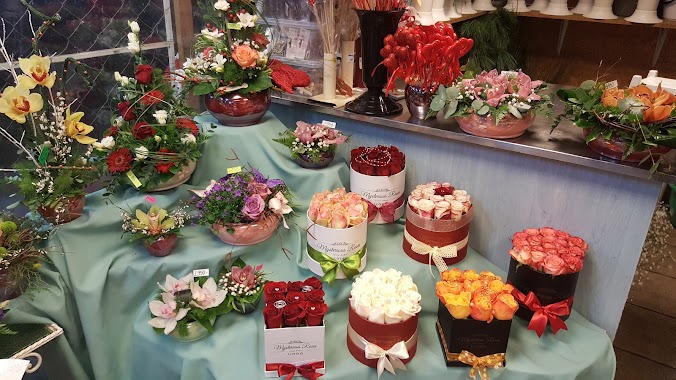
[0, 14, 102, 218]
[119, 200, 189, 244]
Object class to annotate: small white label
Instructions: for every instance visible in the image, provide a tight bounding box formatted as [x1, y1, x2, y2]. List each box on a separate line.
[346, 53, 355, 63]
[501, 70, 519, 77]
[193, 269, 209, 277]
[605, 80, 618, 89]
[321, 120, 336, 128]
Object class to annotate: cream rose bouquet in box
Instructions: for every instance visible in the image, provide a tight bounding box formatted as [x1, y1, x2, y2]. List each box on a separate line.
[408, 182, 471, 221]
[350, 268, 422, 324]
[307, 188, 368, 228]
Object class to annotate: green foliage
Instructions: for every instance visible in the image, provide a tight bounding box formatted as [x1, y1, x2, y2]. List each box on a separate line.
[459, 9, 521, 72]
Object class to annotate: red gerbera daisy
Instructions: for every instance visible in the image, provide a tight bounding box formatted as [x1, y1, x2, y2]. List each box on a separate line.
[107, 148, 133, 173]
[155, 148, 176, 174]
[141, 90, 165, 106]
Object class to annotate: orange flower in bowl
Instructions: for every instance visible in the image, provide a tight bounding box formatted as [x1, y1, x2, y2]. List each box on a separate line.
[441, 268, 462, 282]
[444, 291, 472, 319]
[601, 88, 626, 108]
[492, 293, 518, 320]
[652, 84, 676, 105]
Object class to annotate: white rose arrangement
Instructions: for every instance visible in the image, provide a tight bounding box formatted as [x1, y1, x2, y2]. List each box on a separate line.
[349, 269, 422, 324]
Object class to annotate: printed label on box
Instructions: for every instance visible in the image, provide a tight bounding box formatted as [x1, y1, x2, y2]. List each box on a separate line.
[350, 168, 406, 208]
[306, 215, 367, 260]
[264, 325, 325, 377]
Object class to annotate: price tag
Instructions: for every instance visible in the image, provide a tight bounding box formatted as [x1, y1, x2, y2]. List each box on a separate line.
[227, 23, 242, 30]
[501, 70, 518, 77]
[193, 268, 210, 277]
[605, 80, 618, 89]
[38, 147, 49, 165]
[345, 53, 355, 63]
[227, 166, 242, 174]
[145, 195, 156, 204]
[321, 120, 336, 129]
[126, 171, 142, 188]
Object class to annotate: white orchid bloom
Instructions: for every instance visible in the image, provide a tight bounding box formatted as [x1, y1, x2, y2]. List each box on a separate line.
[190, 278, 227, 310]
[268, 192, 293, 228]
[158, 274, 193, 294]
[148, 292, 190, 334]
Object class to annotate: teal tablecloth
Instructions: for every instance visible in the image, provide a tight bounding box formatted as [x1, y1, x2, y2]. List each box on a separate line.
[6, 112, 615, 380]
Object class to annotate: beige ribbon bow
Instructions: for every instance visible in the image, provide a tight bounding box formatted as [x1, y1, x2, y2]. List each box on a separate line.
[404, 229, 468, 277]
[364, 341, 409, 379]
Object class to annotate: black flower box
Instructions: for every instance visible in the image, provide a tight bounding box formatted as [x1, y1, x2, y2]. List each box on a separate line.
[436, 301, 511, 367]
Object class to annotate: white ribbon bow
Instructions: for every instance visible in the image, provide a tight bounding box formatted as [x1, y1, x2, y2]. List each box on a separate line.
[405, 229, 468, 277]
[365, 341, 409, 379]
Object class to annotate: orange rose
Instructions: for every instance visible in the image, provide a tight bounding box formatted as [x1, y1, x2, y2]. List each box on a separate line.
[479, 271, 500, 284]
[461, 269, 479, 282]
[488, 279, 505, 293]
[501, 283, 515, 294]
[601, 87, 625, 108]
[444, 291, 472, 319]
[470, 291, 494, 322]
[464, 279, 483, 293]
[436, 281, 461, 301]
[492, 293, 518, 320]
[441, 268, 462, 282]
[232, 45, 259, 69]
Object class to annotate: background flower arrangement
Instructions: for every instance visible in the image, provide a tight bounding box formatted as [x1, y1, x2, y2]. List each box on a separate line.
[96, 21, 209, 191]
[274, 121, 348, 163]
[182, 0, 273, 96]
[119, 200, 189, 257]
[509, 227, 587, 276]
[554, 81, 676, 171]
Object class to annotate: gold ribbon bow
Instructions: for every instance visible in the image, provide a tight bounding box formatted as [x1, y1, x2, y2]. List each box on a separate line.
[447, 351, 505, 380]
[404, 229, 468, 277]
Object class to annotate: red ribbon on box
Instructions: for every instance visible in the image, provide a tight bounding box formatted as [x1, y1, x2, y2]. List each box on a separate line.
[266, 362, 325, 380]
[511, 288, 573, 337]
[366, 195, 405, 223]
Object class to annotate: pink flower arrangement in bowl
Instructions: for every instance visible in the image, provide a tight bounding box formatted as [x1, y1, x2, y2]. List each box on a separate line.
[218, 258, 267, 314]
[429, 70, 552, 139]
[274, 121, 349, 169]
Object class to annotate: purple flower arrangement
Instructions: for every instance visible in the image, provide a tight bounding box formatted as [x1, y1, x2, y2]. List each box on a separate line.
[194, 167, 292, 227]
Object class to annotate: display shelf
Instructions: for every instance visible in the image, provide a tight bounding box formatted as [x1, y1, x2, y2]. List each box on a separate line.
[272, 90, 676, 184]
[448, 11, 489, 23]
[519, 10, 676, 29]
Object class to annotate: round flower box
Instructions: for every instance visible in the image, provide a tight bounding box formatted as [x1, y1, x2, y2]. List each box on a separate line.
[211, 214, 280, 246]
[145, 161, 197, 192]
[456, 112, 535, 139]
[143, 234, 179, 257]
[305, 212, 368, 280]
[37, 195, 86, 225]
[349, 166, 406, 224]
[203, 90, 271, 127]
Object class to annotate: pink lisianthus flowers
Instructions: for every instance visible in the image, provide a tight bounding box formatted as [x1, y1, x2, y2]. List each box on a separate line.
[308, 188, 368, 228]
[509, 227, 587, 275]
[408, 182, 471, 221]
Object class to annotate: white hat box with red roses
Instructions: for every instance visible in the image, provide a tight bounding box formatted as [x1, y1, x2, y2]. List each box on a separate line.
[263, 323, 326, 377]
[349, 167, 406, 224]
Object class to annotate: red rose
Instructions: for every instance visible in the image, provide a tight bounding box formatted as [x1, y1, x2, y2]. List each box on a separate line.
[283, 302, 307, 327]
[287, 281, 303, 292]
[117, 101, 136, 121]
[361, 164, 375, 176]
[530, 249, 546, 271]
[366, 149, 380, 160]
[302, 277, 323, 292]
[351, 147, 364, 162]
[263, 304, 284, 329]
[264, 281, 288, 302]
[264, 292, 285, 305]
[155, 148, 175, 174]
[252, 33, 269, 47]
[107, 148, 133, 173]
[305, 289, 325, 303]
[388, 160, 401, 176]
[543, 254, 567, 276]
[286, 291, 306, 304]
[135, 64, 154, 85]
[555, 230, 571, 239]
[305, 302, 328, 326]
[375, 165, 390, 176]
[131, 122, 156, 140]
[141, 89, 165, 106]
[555, 239, 569, 248]
[106, 126, 118, 137]
[434, 186, 455, 196]
[176, 117, 199, 136]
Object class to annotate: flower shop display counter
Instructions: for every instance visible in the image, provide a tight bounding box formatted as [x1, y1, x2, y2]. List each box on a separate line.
[271, 95, 675, 341]
[5, 113, 615, 379]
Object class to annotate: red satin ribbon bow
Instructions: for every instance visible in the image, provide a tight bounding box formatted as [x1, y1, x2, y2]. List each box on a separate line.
[511, 288, 573, 337]
[276, 362, 324, 380]
[366, 195, 405, 223]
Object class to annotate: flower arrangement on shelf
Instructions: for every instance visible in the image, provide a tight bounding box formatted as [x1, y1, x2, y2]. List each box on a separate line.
[182, 0, 273, 101]
[148, 273, 230, 339]
[262, 278, 328, 328]
[554, 81, 676, 170]
[96, 21, 209, 192]
[430, 70, 552, 139]
[0, 213, 50, 298]
[436, 269, 517, 321]
[0, 12, 99, 224]
[218, 258, 267, 314]
[408, 182, 471, 221]
[0, 301, 15, 335]
[509, 227, 587, 276]
[194, 166, 293, 245]
[307, 188, 368, 228]
[274, 121, 348, 168]
[119, 199, 190, 257]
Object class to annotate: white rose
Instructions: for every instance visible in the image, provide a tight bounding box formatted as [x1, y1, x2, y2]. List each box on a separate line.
[93, 136, 115, 151]
[135, 146, 149, 160]
[384, 303, 403, 324]
[383, 268, 402, 284]
[129, 21, 140, 33]
[367, 306, 386, 324]
[422, 188, 436, 198]
[180, 133, 196, 144]
[450, 200, 464, 212]
[417, 199, 435, 212]
[154, 135, 162, 142]
[214, 0, 230, 11]
[453, 189, 468, 197]
[153, 110, 168, 125]
[127, 40, 140, 54]
[400, 301, 422, 322]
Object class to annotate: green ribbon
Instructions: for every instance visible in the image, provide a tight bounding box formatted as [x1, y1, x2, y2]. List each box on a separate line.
[306, 244, 366, 285]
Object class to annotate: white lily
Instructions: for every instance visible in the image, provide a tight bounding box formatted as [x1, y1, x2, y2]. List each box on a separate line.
[214, 0, 230, 11]
[148, 292, 189, 334]
[201, 28, 224, 38]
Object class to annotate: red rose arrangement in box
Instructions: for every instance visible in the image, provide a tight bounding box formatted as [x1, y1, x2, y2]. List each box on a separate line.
[350, 146, 405, 177]
[263, 278, 328, 328]
[506, 227, 588, 337]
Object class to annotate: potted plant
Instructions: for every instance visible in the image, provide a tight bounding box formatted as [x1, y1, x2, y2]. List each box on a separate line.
[274, 121, 348, 169]
[119, 200, 190, 257]
[95, 21, 210, 192]
[429, 70, 552, 139]
[194, 167, 293, 245]
[182, 0, 274, 126]
[0, 14, 99, 224]
[554, 81, 676, 170]
[218, 258, 267, 314]
[148, 272, 230, 342]
[0, 213, 50, 300]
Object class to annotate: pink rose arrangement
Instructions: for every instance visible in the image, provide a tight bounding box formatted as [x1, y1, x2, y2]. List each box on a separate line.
[195, 167, 293, 227]
[430, 69, 552, 123]
[274, 121, 348, 164]
[509, 227, 588, 276]
[218, 258, 267, 313]
[308, 188, 368, 229]
[408, 182, 471, 221]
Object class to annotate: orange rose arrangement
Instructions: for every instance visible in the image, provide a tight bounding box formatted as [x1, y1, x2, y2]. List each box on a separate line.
[435, 269, 518, 322]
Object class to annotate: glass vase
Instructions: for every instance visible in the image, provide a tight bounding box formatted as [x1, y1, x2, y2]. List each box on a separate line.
[203, 89, 271, 127]
[583, 129, 671, 162]
[405, 85, 434, 120]
[295, 151, 335, 169]
[169, 321, 210, 342]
